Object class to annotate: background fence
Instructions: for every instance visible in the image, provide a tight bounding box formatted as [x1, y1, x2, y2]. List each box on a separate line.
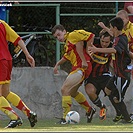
[6, 2, 124, 72]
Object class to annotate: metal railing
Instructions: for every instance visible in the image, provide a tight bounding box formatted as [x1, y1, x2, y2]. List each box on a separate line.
[6, 2, 124, 63]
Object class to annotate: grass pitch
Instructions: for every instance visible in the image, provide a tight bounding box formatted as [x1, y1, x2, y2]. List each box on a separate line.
[0, 118, 133, 132]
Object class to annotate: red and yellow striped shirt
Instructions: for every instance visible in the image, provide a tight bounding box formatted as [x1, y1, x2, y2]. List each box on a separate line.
[63, 30, 94, 74]
[0, 20, 21, 60]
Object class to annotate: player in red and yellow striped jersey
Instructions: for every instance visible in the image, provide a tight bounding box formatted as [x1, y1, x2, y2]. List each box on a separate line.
[52, 24, 95, 124]
[0, 20, 37, 128]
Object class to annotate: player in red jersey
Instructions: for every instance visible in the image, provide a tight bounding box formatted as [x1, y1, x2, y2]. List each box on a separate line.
[85, 29, 113, 121]
[0, 20, 37, 128]
[88, 17, 133, 123]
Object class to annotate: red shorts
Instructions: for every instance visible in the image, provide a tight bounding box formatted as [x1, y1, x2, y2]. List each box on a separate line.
[71, 61, 92, 79]
[0, 60, 12, 84]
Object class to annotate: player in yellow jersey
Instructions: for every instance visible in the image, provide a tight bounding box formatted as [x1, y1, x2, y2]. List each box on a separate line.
[0, 20, 37, 128]
[52, 24, 95, 124]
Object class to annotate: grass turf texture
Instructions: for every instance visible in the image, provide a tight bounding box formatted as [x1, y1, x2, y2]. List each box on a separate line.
[0, 118, 133, 132]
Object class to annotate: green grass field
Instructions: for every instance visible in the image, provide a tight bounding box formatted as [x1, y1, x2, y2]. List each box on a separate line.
[0, 118, 133, 132]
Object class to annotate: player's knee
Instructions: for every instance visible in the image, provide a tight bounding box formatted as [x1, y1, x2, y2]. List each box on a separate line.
[85, 86, 95, 96]
[104, 87, 111, 96]
[113, 97, 120, 103]
[61, 86, 69, 95]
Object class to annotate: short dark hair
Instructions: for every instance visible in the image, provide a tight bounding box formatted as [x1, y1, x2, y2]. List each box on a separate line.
[51, 24, 65, 35]
[109, 17, 124, 30]
[99, 29, 113, 43]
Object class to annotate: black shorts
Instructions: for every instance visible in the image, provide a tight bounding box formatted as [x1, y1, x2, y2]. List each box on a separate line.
[84, 73, 112, 95]
[106, 75, 130, 101]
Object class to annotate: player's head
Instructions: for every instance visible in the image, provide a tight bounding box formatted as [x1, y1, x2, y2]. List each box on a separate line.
[109, 17, 124, 36]
[116, 10, 129, 27]
[51, 24, 66, 42]
[99, 29, 113, 48]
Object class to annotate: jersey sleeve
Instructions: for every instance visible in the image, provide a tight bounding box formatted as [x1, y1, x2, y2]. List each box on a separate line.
[128, 26, 133, 44]
[1, 20, 21, 45]
[114, 36, 128, 54]
[127, 25, 133, 52]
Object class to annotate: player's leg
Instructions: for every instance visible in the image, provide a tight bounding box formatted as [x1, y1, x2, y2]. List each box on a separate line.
[0, 83, 23, 128]
[108, 94, 123, 122]
[3, 60, 36, 127]
[71, 85, 95, 123]
[0, 60, 22, 128]
[85, 77, 106, 121]
[4, 90, 37, 127]
[60, 70, 83, 123]
[115, 77, 132, 123]
[105, 76, 132, 123]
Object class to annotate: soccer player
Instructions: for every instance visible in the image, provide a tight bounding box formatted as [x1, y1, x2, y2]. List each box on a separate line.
[98, 10, 133, 54]
[52, 24, 96, 124]
[0, 20, 37, 128]
[88, 17, 133, 123]
[98, 10, 133, 122]
[85, 29, 113, 121]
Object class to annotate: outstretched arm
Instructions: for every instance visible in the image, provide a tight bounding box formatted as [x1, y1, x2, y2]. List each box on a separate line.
[53, 57, 67, 74]
[88, 44, 116, 54]
[127, 5, 133, 14]
[98, 22, 113, 37]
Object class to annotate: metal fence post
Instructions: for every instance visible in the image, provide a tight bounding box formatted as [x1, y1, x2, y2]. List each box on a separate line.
[56, 4, 61, 63]
[115, 1, 118, 13]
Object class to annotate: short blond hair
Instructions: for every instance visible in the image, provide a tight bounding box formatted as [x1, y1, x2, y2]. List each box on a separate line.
[116, 10, 129, 18]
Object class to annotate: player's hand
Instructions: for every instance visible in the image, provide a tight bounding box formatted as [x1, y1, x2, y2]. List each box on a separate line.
[98, 22, 106, 29]
[88, 44, 97, 53]
[26, 55, 35, 67]
[82, 61, 88, 70]
[87, 49, 94, 57]
[53, 66, 59, 74]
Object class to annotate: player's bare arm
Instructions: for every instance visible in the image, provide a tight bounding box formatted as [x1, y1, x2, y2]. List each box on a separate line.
[53, 57, 67, 74]
[18, 39, 35, 67]
[127, 5, 133, 14]
[88, 44, 116, 54]
[98, 22, 113, 37]
[76, 41, 88, 69]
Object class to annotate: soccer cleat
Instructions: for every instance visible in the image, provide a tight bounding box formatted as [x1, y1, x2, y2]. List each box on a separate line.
[99, 106, 107, 121]
[113, 115, 124, 122]
[86, 107, 96, 123]
[130, 113, 133, 120]
[28, 111, 37, 127]
[5, 117, 23, 128]
[120, 119, 133, 124]
[56, 118, 67, 124]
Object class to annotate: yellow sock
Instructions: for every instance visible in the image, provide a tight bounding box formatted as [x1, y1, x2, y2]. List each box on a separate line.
[62, 96, 72, 119]
[74, 92, 91, 112]
[6, 92, 30, 117]
[0, 96, 18, 120]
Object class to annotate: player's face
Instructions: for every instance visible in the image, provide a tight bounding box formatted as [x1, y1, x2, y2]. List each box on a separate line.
[100, 36, 111, 48]
[53, 29, 66, 42]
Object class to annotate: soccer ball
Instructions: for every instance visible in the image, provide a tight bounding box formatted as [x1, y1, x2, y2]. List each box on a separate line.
[65, 111, 80, 124]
